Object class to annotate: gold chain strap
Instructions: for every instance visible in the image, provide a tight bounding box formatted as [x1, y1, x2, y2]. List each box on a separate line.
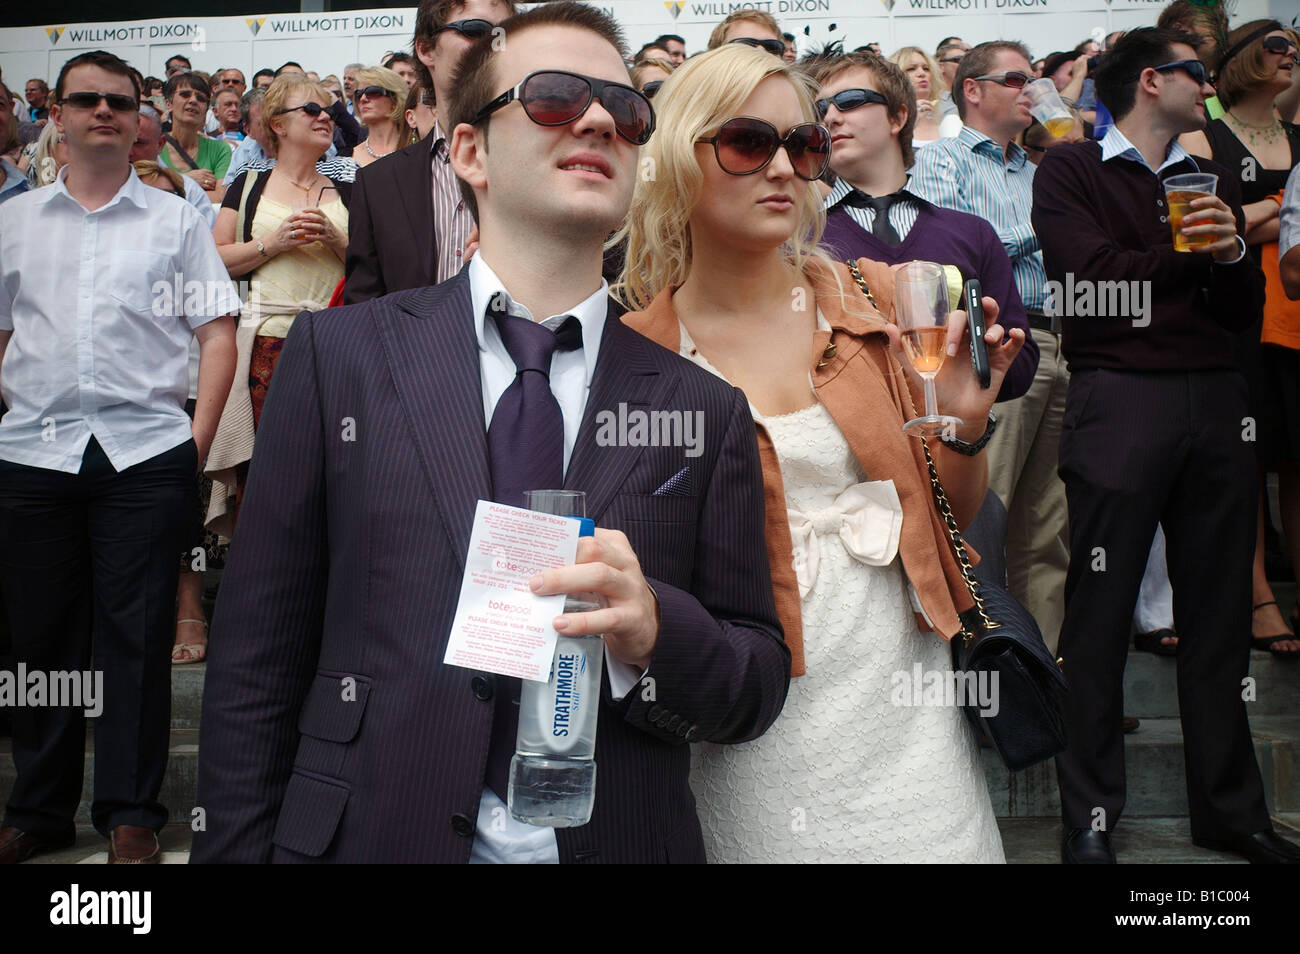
[845, 258, 997, 644]
[845, 259, 877, 306]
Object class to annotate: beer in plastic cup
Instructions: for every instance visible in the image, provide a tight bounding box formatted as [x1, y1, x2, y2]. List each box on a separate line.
[1162, 172, 1219, 252]
[1023, 79, 1074, 138]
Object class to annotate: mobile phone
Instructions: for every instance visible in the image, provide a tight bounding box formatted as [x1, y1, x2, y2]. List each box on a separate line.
[964, 279, 991, 389]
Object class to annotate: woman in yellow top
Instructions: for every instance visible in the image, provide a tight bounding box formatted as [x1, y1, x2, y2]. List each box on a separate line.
[205, 73, 349, 539]
[616, 44, 1023, 863]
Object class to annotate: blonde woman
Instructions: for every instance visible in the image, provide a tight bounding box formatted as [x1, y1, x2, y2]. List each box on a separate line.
[616, 44, 1022, 862]
[205, 74, 350, 537]
[890, 46, 954, 144]
[352, 65, 411, 166]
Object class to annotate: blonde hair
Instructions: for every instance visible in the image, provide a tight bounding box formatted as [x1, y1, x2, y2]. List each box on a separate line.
[262, 73, 332, 149]
[612, 44, 826, 311]
[132, 159, 186, 196]
[631, 56, 675, 88]
[890, 46, 945, 103]
[354, 65, 412, 140]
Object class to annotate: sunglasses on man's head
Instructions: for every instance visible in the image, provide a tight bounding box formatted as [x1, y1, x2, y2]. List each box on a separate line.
[729, 37, 786, 57]
[472, 70, 655, 145]
[940, 55, 965, 65]
[357, 85, 395, 100]
[437, 18, 494, 39]
[973, 70, 1031, 89]
[815, 88, 889, 118]
[276, 101, 333, 118]
[698, 117, 831, 181]
[641, 80, 664, 99]
[60, 91, 138, 112]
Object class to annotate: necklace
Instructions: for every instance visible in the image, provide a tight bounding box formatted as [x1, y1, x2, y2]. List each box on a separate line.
[363, 139, 392, 159]
[1225, 110, 1283, 148]
[276, 169, 318, 195]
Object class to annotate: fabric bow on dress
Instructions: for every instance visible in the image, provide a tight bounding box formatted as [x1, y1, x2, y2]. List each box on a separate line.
[787, 479, 904, 599]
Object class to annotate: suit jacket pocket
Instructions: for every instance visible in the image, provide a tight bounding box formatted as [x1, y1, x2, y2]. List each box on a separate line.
[604, 494, 697, 589]
[272, 770, 350, 858]
[298, 670, 371, 742]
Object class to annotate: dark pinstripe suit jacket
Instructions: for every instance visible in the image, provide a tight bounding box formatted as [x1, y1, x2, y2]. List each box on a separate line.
[190, 271, 790, 863]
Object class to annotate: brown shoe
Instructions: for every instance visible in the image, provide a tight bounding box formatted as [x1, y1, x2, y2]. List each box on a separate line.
[1122, 715, 1141, 734]
[0, 826, 73, 864]
[108, 825, 161, 864]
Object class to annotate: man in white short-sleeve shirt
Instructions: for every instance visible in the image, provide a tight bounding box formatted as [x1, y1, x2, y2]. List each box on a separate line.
[0, 51, 238, 865]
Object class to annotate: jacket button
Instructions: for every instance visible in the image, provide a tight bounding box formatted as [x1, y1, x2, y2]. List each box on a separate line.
[471, 675, 493, 701]
[1159, 216, 1167, 223]
[450, 812, 475, 837]
[647, 704, 663, 721]
[676, 722, 690, 738]
[666, 714, 681, 731]
[656, 711, 672, 728]
[823, 343, 837, 359]
[684, 725, 698, 742]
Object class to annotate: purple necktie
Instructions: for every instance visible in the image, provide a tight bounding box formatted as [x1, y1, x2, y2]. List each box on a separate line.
[484, 303, 582, 801]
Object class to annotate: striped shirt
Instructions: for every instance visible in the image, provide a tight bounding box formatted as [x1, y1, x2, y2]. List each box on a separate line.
[229, 154, 358, 183]
[431, 121, 475, 284]
[824, 176, 922, 240]
[908, 124, 1047, 312]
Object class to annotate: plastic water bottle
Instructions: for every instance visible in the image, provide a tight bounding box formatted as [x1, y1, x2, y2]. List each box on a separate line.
[508, 514, 605, 827]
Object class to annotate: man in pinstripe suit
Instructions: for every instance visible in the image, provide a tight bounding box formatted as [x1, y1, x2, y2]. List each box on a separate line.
[191, 2, 789, 864]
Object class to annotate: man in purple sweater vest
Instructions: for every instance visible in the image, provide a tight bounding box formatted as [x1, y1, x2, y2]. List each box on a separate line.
[1034, 27, 1300, 865]
[812, 50, 1037, 403]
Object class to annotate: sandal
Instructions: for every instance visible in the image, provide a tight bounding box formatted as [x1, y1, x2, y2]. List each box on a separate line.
[1134, 628, 1178, 656]
[1251, 601, 1300, 660]
[171, 618, 208, 665]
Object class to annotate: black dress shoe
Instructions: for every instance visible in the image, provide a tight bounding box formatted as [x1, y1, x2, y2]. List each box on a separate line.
[1194, 830, 1300, 864]
[1062, 828, 1116, 864]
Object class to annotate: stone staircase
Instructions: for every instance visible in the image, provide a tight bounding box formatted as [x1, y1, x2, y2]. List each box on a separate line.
[4, 586, 1299, 863]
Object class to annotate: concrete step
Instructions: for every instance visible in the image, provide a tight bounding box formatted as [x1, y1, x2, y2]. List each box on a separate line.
[170, 662, 206, 729]
[0, 729, 199, 827]
[996, 814, 1300, 863]
[1123, 648, 1300, 719]
[983, 715, 1300, 818]
[18, 815, 1300, 863]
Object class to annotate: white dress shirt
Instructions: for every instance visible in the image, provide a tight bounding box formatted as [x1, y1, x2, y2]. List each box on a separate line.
[465, 254, 641, 863]
[0, 166, 240, 473]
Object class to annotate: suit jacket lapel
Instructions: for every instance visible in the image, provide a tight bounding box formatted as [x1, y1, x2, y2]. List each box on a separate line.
[375, 272, 489, 569]
[567, 305, 678, 523]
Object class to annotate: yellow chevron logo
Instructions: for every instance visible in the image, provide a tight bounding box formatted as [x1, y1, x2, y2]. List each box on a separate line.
[664, 2, 684, 20]
[47, 27, 63, 44]
[246, 17, 266, 36]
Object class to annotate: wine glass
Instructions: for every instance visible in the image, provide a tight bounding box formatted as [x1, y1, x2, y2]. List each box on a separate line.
[895, 261, 964, 438]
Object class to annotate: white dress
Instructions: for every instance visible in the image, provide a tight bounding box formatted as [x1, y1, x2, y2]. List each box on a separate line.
[689, 400, 1005, 863]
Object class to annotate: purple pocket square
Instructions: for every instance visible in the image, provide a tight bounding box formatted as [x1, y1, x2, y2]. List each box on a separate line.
[652, 467, 693, 497]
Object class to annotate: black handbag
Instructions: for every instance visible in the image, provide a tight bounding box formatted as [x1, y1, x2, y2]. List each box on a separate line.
[844, 258, 1068, 771]
[919, 432, 1069, 772]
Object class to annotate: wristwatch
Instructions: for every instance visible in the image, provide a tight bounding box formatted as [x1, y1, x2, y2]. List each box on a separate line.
[256, 239, 268, 257]
[940, 411, 998, 456]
